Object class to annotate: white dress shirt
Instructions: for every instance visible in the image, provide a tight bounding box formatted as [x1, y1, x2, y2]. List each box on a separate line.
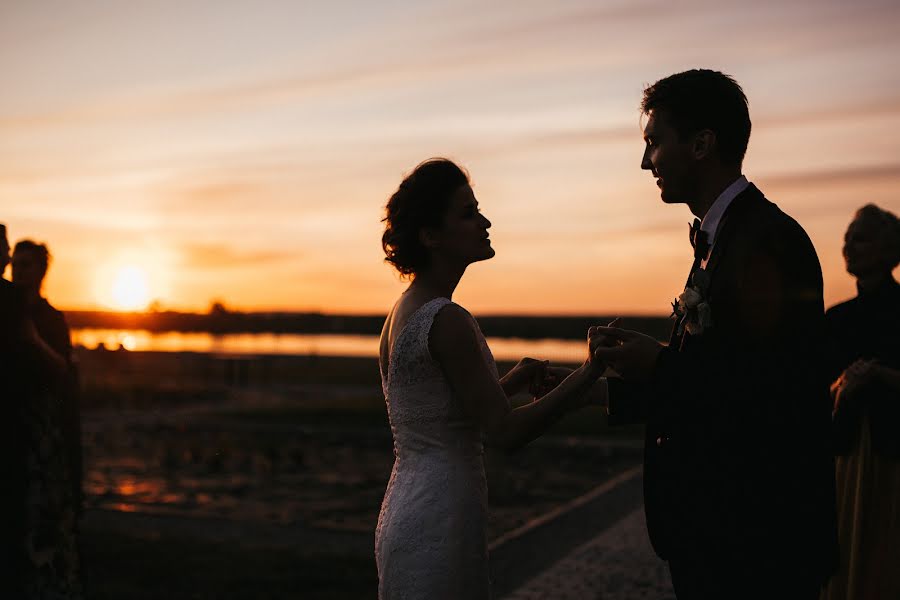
[698, 175, 749, 269]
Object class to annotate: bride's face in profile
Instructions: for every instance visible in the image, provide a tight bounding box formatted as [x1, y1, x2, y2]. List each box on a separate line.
[427, 184, 494, 267]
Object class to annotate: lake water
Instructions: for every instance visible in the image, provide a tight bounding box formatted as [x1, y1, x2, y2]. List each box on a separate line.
[71, 328, 589, 363]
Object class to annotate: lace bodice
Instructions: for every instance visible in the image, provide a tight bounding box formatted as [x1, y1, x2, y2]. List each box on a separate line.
[375, 297, 496, 599]
[381, 297, 497, 429]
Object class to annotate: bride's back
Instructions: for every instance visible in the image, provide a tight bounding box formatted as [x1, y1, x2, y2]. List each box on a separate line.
[375, 296, 492, 600]
[379, 296, 480, 432]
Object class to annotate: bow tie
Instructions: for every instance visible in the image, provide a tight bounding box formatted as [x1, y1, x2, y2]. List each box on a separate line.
[689, 218, 710, 261]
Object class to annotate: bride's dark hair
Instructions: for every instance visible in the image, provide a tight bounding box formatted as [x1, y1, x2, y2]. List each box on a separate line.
[381, 158, 470, 277]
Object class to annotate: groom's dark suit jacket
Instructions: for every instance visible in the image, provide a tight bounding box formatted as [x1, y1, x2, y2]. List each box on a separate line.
[608, 184, 838, 585]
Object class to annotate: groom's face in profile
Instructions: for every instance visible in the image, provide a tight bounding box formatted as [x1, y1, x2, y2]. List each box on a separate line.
[641, 109, 698, 205]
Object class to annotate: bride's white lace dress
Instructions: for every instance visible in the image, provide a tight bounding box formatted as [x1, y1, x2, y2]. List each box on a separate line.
[375, 297, 496, 599]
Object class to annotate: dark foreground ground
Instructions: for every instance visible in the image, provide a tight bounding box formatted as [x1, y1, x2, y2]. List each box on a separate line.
[73, 350, 643, 599]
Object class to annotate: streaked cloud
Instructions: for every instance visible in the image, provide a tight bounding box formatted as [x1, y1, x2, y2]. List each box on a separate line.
[1, 0, 898, 313]
[759, 163, 900, 189]
[179, 243, 299, 270]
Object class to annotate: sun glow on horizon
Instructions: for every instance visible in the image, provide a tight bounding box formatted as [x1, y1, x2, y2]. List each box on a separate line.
[111, 265, 150, 310]
[90, 245, 172, 312]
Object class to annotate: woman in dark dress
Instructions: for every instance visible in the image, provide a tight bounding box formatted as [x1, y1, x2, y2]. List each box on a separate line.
[12, 240, 83, 600]
[821, 204, 900, 600]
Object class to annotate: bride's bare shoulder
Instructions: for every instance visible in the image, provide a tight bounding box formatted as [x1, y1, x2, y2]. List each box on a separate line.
[430, 302, 479, 357]
[432, 301, 473, 328]
[380, 295, 449, 363]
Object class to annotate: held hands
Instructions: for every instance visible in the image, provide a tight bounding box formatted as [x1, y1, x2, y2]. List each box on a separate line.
[531, 366, 573, 397]
[502, 358, 594, 402]
[501, 357, 550, 397]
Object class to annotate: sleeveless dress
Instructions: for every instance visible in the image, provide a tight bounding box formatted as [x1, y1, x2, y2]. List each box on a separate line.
[375, 298, 497, 599]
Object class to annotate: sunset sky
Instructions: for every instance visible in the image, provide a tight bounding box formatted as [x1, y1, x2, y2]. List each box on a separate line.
[2, 0, 899, 315]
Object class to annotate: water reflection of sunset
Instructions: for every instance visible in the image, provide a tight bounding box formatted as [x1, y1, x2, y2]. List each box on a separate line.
[71, 329, 589, 362]
[116, 478, 158, 497]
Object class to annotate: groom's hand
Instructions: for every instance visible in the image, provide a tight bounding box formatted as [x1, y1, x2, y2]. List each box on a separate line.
[590, 326, 662, 383]
[585, 318, 620, 376]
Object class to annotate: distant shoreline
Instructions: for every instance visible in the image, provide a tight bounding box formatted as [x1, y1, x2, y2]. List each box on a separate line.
[64, 310, 673, 341]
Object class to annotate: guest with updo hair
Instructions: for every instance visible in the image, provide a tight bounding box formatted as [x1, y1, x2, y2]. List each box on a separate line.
[13, 241, 70, 374]
[821, 203, 900, 600]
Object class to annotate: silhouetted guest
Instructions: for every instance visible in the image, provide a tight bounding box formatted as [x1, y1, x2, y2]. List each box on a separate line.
[821, 204, 900, 600]
[13, 240, 82, 507]
[12, 239, 84, 599]
[0, 224, 28, 596]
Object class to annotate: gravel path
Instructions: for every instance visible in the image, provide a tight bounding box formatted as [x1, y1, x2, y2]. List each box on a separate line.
[501, 508, 675, 600]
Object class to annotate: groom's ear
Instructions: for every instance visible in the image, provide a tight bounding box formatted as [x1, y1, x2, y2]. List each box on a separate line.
[692, 129, 716, 160]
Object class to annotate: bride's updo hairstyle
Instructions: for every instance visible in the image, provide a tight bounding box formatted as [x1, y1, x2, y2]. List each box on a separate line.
[382, 158, 470, 278]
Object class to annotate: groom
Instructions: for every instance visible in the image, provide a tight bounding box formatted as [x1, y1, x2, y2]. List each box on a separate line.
[592, 70, 838, 598]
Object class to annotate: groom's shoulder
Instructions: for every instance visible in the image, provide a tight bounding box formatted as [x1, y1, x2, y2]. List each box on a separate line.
[742, 186, 815, 250]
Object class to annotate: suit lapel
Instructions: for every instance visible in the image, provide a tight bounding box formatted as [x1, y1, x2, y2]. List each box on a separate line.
[667, 184, 764, 349]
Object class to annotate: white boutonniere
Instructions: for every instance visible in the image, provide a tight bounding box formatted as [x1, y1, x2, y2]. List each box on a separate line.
[670, 269, 713, 336]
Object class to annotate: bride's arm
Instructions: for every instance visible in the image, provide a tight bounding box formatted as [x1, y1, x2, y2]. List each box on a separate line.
[430, 305, 601, 452]
[498, 357, 548, 397]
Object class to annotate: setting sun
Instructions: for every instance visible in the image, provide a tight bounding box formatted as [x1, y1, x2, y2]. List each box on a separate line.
[110, 266, 150, 311]
[91, 248, 171, 312]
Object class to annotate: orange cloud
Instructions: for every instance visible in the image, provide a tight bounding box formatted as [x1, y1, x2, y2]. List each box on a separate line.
[179, 243, 299, 270]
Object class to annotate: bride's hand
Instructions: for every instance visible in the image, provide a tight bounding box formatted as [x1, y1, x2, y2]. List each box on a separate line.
[530, 365, 573, 397]
[500, 357, 548, 396]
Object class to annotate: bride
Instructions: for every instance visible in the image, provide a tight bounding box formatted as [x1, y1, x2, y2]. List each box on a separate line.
[376, 158, 607, 599]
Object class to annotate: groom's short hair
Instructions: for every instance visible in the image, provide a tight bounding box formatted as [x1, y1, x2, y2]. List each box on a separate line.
[641, 69, 751, 167]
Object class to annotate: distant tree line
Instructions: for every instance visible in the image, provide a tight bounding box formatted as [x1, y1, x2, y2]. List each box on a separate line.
[64, 310, 673, 341]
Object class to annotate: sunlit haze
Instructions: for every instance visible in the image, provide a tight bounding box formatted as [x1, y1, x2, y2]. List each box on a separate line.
[2, 0, 898, 314]
[108, 266, 151, 311]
